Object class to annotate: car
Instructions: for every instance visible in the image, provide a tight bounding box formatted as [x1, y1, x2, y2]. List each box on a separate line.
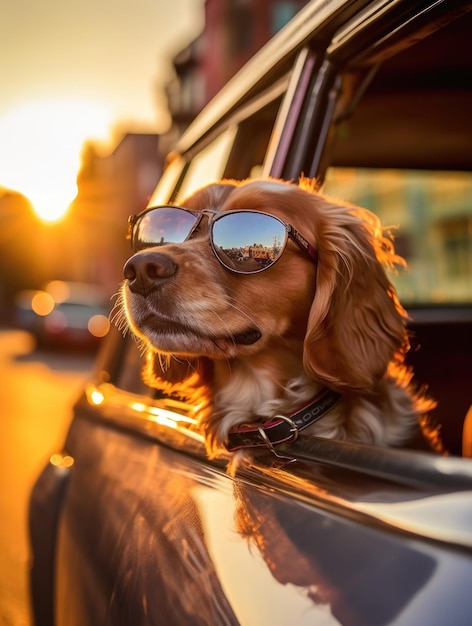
[14, 281, 110, 350]
[29, 1, 472, 625]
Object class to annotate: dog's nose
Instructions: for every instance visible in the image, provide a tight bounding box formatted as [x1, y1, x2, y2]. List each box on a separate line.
[123, 251, 178, 295]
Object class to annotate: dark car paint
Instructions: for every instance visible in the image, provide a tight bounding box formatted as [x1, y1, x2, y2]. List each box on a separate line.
[31, 405, 472, 626]
[29, 1, 472, 625]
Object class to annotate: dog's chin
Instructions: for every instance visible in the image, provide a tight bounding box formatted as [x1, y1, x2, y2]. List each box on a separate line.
[131, 316, 262, 358]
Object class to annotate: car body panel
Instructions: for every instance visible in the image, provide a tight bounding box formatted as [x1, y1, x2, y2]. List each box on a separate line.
[43, 414, 472, 626]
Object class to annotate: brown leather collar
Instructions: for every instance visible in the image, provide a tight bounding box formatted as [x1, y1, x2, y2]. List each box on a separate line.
[225, 387, 341, 452]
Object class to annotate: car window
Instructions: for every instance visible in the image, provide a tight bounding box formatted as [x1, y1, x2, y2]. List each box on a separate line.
[147, 156, 186, 206]
[322, 13, 472, 306]
[323, 168, 472, 305]
[177, 126, 238, 200]
[223, 95, 283, 180]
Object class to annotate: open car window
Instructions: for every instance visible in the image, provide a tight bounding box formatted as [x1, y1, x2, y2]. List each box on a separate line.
[177, 126, 238, 200]
[322, 11, 472, 306]
[106, 4, 472, 434]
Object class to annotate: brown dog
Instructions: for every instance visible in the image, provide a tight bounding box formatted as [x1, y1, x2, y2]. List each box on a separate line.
[120, 178, 441, 464]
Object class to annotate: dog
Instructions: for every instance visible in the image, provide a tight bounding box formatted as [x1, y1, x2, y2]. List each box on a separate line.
[120, 177, 442, 465]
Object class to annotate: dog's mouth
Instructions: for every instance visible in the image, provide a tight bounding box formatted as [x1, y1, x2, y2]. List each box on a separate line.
[231, 329, 262, 345]
[193, 326, 262, 351]
[210, 328, 262, 351]
[132, 311, 262, 355]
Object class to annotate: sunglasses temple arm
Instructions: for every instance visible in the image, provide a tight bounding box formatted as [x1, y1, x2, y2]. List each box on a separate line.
[288, 226, 317, 263]
[127, 214, 138, 247]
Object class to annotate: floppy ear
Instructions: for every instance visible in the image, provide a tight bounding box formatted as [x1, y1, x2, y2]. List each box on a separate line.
[303, 199, 408, 392]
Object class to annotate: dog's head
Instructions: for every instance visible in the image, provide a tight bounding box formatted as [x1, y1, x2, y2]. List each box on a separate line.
[121, 177, 408, 395]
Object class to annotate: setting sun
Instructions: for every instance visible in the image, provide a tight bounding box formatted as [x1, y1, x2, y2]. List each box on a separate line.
[0, 99, 112, 222]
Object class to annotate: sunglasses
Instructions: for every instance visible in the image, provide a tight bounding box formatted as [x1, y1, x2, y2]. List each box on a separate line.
[128, 206, 317, 275]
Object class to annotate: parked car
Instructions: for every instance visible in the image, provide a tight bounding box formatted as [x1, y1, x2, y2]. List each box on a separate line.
[30, 1, 472, 625]
[14, 281, 110, 350]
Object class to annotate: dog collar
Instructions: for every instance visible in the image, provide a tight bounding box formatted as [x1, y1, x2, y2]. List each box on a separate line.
[225, 387, 341, 452]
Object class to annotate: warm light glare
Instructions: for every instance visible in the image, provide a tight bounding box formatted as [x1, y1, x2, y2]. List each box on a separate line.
[149, 406, 196, 425]
[50, 454, 74, 468]
[90, 390, 105, 405]
[0, 99, 112, 222]
[154, 414, 178, 429]
[31, 291, 55, 316]
[88, 314, 111, 338]
[131, 402, 147, 412]
[45, 280, 71, 303]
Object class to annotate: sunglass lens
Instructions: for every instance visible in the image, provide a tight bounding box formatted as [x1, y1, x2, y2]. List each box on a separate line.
[134, 207, 197, 250]
[212, 212, 287, 273]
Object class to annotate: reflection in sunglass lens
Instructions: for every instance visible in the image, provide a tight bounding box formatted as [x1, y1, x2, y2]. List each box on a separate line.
[212, 212, 287, 273]
[134, 207, 197, 249]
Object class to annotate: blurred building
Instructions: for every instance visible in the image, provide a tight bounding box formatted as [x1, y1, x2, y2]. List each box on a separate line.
[65, 133, 162, 297]
[165, 0, 309, 140]
[0, 133, 162, 324]
[0, 188, 40, 321]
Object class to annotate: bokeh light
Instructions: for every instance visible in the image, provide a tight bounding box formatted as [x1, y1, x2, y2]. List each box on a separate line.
[31, 291, 55, 316]
[88, 314, 111, 338]
[45, 280, 71, 304]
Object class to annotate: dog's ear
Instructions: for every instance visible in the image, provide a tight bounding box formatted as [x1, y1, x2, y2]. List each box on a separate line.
[303, 200, 408, 392]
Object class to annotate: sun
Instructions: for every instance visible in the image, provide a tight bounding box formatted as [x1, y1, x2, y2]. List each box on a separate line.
[0, 99, 113, 222]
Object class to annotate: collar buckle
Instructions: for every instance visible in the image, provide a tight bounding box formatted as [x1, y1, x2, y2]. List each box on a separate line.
[257, 415, 298, 463]
[257, 415, 298, 461]
[272, 414, 299, 442]
[225, 387, 341, 453]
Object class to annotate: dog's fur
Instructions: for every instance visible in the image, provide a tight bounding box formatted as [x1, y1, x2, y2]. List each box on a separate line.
[120, 178, 442, 464]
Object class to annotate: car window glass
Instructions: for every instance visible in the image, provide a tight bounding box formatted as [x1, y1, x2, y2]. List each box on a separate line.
[323, 168, 472, 305]
[176, 90, 284, 201]
[147, 156, 185, 206]
[223, 95, 283, 180]
[177, 127, 238, 201]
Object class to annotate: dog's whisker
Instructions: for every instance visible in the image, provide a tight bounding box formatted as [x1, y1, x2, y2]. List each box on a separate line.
[170, 355, 197, 372]
[109, 304, 129, 335]
[157, 351, 169, 372]
[135, 335, 148, 356]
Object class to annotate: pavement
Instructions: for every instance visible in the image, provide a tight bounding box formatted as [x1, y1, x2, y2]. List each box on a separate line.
[0, 330, 95, 626]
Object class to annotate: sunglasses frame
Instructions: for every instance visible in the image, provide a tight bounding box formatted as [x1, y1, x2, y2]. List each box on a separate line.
[128, 205, 317, 275]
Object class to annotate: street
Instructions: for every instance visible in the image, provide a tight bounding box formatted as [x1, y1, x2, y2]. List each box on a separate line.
[0, 330, 95, 626]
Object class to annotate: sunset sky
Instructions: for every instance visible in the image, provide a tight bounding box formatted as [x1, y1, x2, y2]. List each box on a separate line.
[1, 0, 204, 220]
